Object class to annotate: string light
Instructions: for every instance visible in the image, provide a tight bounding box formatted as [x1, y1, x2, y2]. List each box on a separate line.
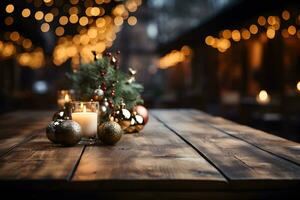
[241, 29, 251, 40]
[79, 16, 89, 26]
[69, 14, 79, 24]
[5, 4, 14, 13]
[22, 9, 31, 18]
[266, 27, 275, 39]
[128, 16, 137, 26]
[159, 46, 192, 69]
[41, 23, 50, 32]
[45, 13, 54, 22]
[55, 27, 65, 36]
[22, 39, 32, 49]
[0, 0, 143, 68]
[258, 16, 266, 26]
[4, 17, 14, 26]
[288, 25, 296, 35]
[35, 11, 44, 20]
[282, 10, 290, 21]
[10, 32, 20, 42]
[249, 24, 258, 34]
[59, 16, 68, 25]
[232, 30, 241, 41]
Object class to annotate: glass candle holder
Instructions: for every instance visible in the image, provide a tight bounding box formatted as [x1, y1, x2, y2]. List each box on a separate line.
[71, 101, 99, 142]
[57, 90, 74, 109]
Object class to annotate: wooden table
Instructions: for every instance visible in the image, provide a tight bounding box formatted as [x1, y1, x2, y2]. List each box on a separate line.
[0, 109, 299, 199]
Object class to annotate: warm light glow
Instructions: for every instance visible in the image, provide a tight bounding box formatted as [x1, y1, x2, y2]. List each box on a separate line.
[6, 4, 14, 13]
[65, 94, 70, 102]
[4, 17, 14, 26]
[69, 14, 79, 24]
[69, 6, 79, 15]
[79, 16, 89, 26]
[159, 46, 192, 68]
[45, 13, 54, 22]
[22, 39, 32, 49]
[205, 36, 215, 46]
[83, 105, 87, 113]
[258, 16, 266, 26]
[256, 90, 271, 105]
[87, 28, 98, 38]
[59, 16, 68, 25]
[267, 16, 276, 26]
[288, 25, 296, 35]
[96, 18, 106, 28]
[114, 16, 124, 26]
[266, 27, 275, 39]
[17, 48, 44, 69]
[22, 8, 31, 18]
[55, 26, 64, 36]
[241, 29, 251, 40]
[297, 30, 300, 39]
[222, 29, 231, 39]
[297, 81, 300, 92]
[10, 32, 20, 42]
[281, 29, 289, 38]
[232, 30, 241, 41]
[128, 16, 137, 26]
[70, 0, 79, 5]
[41, 23, 50, 32]
[35, 11, 44, 20]
[249, 24, 258, 34]
[282, 10, 290, 21]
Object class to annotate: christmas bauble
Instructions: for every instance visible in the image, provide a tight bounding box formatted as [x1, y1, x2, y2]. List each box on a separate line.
[134, 114, 145, 132]
[135, 105, 149, 124]
[93, 88, 104, 101]
[112, 108, 131, 130]
[52, 110, 71, 121]
[124, 117, 137, 133]
[55, 120, 82, 146]
[46, 120, 63, 143]
[97, 121, 123, 145]
[99, 105, 107, 115]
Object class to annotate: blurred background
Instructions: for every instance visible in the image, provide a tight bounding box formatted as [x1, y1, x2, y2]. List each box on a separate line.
[0, 0, 299, 141]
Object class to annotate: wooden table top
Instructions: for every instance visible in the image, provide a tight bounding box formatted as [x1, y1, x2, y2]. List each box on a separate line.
[0, 109, 300, 199]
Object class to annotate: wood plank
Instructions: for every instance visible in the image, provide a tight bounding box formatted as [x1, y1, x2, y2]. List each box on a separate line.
[0, 111, 51, 157]
[72, 114, 226, 190]
[181, 109, 300, 166]
[0, 111, 51, 127]
[151, 110, 300, 186]
[0, 132, 84, 180]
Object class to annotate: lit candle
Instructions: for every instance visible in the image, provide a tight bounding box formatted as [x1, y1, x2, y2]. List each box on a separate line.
[71, 104, 98, 138]
[57, 90, 73, 109]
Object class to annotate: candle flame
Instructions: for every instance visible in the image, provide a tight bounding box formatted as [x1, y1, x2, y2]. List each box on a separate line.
[65, 94, 70, 102]
[80, 102, 83, 109]
[83, 105, 86, 112]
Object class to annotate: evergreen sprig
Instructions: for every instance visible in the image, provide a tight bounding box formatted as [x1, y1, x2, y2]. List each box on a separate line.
[67, 56, 144, 111]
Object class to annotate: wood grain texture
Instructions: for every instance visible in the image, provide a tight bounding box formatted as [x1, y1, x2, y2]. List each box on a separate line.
[180, 109, 300, 166]
[73, 115, 226, 189]
[151, 109, 300, 184]
[0, 111, 52, 157]
[0, 133, 84, 180]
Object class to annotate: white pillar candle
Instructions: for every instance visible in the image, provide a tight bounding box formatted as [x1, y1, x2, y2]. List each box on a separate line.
[72, 108, 98, 138]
